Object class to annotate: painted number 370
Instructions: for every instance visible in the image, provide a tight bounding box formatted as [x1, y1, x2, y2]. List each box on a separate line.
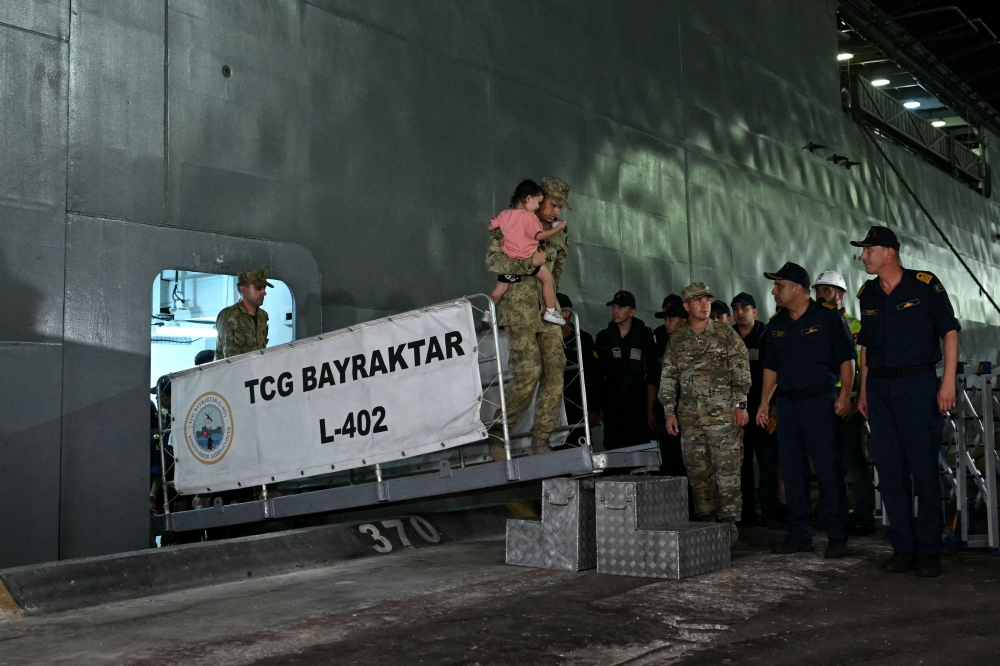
[357, 516, 441, 553]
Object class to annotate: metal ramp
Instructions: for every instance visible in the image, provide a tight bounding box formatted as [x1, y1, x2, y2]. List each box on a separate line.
[153, 295, 660, 535]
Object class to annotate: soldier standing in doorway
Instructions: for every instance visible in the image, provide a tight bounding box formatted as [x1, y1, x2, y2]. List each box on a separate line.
[659, 282, 751, 548]
[216, 268, 272, 360]
[485, 177, 572, 457]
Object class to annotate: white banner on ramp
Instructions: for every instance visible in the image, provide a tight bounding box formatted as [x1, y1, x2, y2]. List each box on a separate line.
[171, 299, 485, 494]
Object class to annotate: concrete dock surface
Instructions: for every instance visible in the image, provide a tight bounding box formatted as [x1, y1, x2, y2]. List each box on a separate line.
[0, 528, 996, 665]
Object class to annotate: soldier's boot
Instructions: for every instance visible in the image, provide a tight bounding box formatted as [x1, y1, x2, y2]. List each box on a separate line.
[529, 436, 552, 455]
[728, 520, 739, 549]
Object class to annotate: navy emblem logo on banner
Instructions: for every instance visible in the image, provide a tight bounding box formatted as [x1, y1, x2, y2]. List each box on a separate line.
[185, 392, 235, 465]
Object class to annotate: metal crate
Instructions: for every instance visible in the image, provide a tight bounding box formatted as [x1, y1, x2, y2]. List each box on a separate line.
[506, 477, 596, 571]
[596, 476, 729, 579]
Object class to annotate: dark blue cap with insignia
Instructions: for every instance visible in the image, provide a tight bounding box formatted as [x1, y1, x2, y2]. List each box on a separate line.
[655, 294, 687, 319]
[764, 262, 811, 289]
[731, 292, 756, 309]
[606, 290, 636, 308]
[850, 225, 900, 251]
[151, 375, 171, 396]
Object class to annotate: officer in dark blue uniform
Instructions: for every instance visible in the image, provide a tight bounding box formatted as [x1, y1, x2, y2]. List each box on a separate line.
[755, 262, 856, 558]
[595, 290, 655, 450]
[648, 294, 689, 477]
[732, 292, 780, 528]
[852, 226, 960, 578]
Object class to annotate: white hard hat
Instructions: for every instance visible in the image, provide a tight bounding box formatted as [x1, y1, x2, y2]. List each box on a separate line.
[812, 270, 847, 292]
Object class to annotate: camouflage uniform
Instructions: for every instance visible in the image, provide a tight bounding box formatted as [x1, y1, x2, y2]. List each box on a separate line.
[486, 177, 571, 449]
[659, 316, 751, 522]
[485, 219, 568, 279]
[215, 268, 272, 359]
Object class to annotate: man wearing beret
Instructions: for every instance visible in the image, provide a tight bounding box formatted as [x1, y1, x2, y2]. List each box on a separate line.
[853, 226, 960, 577]
[215, 268, 272, 360]
[660, 282, 751, 547]
[757, 262, 856, 558]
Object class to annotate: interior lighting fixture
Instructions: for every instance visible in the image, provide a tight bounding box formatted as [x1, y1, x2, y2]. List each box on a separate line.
[932, 120, 946, 127]
[871, 79, 890, 87]
[837, 53, 854, 61]
[904, 101, 920, 109]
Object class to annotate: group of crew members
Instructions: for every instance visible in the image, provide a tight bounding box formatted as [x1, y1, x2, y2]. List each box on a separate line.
[198, 176, 959, 579]
[481, 177, 959, 579]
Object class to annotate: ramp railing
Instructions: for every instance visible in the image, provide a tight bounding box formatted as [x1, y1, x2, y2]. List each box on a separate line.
[943, 363, 1000, 553]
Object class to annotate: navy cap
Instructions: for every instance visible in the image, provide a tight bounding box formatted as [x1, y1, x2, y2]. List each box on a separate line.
[851, 225, 900, 250]
[556, 293, 573, 310]
[655, 294, 687, 319]
[731, 292, 756, 309]
[151, 375, 171, 396]
[194, 349, 215, 366]
[764, 262, 811, 289]
[710, 300, 731, 317]
[606, 290, 636, 308]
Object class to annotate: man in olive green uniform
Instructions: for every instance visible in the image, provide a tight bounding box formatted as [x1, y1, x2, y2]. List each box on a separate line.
[215, 268, 272, 359]
[485, 177, 571, 457]
[659, 282, 751, 547]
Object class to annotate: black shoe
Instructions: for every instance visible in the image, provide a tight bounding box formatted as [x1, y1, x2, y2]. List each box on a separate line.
[772, 537, 814, 554]
[881, 552, 916, 574]
[761, 514, 785, 530]
[824, 539, 848, 559]
[915, 554, 941, 578]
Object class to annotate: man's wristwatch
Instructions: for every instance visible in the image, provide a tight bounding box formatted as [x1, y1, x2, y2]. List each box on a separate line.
[735, 401, 747, 410]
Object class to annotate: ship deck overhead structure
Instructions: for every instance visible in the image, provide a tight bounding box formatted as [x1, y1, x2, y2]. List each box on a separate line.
[839, 0, 1000, 195]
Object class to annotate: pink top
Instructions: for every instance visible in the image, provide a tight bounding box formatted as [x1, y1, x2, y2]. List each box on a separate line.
[492, 209, 542, 260]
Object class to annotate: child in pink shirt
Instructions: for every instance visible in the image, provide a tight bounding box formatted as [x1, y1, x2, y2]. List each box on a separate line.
[487, 179, 565, 325]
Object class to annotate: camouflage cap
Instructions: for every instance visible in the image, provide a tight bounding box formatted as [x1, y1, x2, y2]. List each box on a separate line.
[681, 282, 714, 301]
[237, 268, 274, 289]
[541, 176, 572, 210]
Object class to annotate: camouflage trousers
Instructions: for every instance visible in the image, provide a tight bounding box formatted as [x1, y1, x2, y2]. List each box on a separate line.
[677, 412, 744, 522]
[495, 325, 565, 443]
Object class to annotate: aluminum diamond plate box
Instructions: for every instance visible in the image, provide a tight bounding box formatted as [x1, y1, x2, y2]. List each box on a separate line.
[596, 476, 729, 579]
[506, 478, 596, 571]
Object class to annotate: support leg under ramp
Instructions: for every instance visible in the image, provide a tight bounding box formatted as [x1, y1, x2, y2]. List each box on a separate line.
[506, 477, 596, 571]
